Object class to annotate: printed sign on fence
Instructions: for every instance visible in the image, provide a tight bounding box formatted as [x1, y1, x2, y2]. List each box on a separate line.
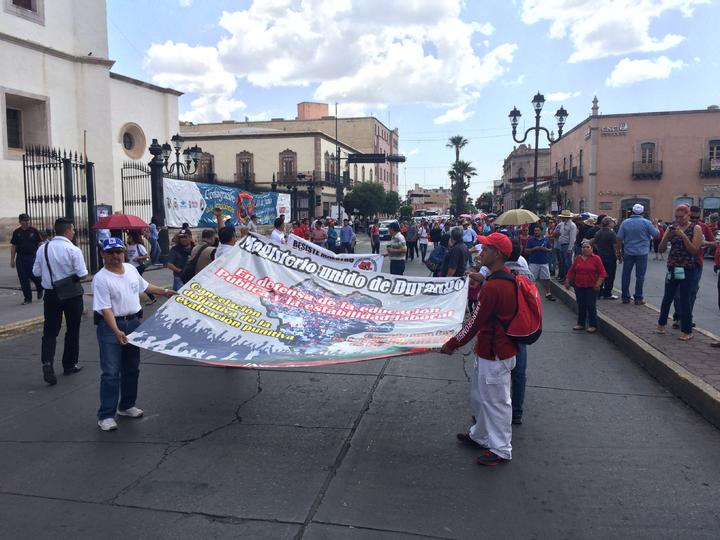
[162, 177, 290, 228]
[128, 234, 467, 368]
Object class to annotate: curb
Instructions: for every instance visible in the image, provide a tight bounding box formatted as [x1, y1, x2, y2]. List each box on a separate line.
[0, 307, 91, 342]
[549, 280, 720, 430]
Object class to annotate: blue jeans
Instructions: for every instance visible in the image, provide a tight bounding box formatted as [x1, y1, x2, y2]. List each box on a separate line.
[173, 275, 184, 291]
[659, 267, 697, 334]
[511, 344, 527, 419]
[97, 318, 141, 420]
[673, 263, 702, 321]
[560, 244, 572, 280]
[621, 253, 648, 301]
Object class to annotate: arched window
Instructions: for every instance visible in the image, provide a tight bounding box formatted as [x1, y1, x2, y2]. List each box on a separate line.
[279, 149, 297, 180]
[369, 169, 373, 182]
[236, 151, 253, 185]
[640, 142, 656, 164]
[362, 166, 366, 182]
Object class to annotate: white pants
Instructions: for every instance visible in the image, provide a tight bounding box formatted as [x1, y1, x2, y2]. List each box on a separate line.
[469, 355, 516, 460]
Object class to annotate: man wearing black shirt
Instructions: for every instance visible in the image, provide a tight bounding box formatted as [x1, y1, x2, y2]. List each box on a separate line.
[592, 217, 619, 299]
[11, 213, 43, 304]
[441, 227, 470, 277]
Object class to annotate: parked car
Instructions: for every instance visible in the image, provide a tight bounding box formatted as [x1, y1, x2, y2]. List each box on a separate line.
[379, 220, 395, 241]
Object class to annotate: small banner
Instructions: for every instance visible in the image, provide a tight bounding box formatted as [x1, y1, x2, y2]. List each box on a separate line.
[285, 233, 384, 272]
[162, 177, 290, 227]
[128, 234, 467, 368]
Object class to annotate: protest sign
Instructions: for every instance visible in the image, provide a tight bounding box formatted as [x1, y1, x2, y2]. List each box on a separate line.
[285, 233, 384, 272]
[162, 177, 290, 227]
[129, 234, 467, 368]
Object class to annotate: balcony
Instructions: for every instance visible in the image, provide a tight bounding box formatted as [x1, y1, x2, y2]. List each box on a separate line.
[557, 170, 571, 186]
[234, 172, 256, 187]
[570, 166, 583, 182]
[632, 161, 663, 179]
[507, 176, 526, 183]
[700, 158, 720, 177]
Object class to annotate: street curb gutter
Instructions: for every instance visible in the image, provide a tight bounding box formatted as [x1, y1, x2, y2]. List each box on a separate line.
[0, 308, 90, 342]
[549, 281, 720, 430]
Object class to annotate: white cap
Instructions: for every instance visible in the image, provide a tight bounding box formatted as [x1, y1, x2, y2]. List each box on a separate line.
[632, 203, 644, 214]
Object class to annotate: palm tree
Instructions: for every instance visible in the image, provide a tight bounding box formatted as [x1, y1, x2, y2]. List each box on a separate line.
[448, 160, 477, 215]
[446, 135, 469, 163]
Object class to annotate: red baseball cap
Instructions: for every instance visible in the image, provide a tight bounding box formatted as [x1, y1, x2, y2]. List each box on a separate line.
[476, 232, 512, 257]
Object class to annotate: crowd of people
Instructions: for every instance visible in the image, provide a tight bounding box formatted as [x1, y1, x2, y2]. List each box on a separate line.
[7, 200, 720, 441]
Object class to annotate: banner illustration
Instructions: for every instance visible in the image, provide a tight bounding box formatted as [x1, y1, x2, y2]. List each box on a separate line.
[128, 234, 467, 368]
[162, 177, 290, 228]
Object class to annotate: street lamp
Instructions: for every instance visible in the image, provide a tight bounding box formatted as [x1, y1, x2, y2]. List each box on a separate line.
[159, 133, 203, 179]
[509, 92, 568, 213]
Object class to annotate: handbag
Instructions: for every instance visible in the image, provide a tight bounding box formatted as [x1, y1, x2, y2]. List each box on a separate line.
[44, 243, 84, 300]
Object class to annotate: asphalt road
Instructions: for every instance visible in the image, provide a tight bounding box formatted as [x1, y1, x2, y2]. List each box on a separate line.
[1, 238, 719, 539]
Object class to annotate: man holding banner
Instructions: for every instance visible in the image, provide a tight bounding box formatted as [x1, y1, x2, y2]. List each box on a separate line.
[442, 233, 518, 467]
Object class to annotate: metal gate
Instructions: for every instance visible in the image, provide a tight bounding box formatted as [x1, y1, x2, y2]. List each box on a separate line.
[23, 146, 97, 272]
[120, 161, 153, 224]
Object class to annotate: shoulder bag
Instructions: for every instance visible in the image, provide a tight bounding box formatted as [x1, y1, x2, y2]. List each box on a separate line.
[44, 243, 84, 301]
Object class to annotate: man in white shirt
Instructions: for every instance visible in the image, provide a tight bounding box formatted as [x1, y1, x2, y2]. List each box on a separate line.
[386, 222, 407, 275]
[93, 237, 176, 431]
[214, 226, 237, 259]
[270, 216, 286, 244]
[32, 218, 89, 385]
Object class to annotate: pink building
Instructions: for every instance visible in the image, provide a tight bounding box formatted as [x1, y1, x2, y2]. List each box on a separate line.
[550, 97, 720, 220]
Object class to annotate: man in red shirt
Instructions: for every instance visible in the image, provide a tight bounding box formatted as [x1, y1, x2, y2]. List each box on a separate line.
[441, 233, 518, 466]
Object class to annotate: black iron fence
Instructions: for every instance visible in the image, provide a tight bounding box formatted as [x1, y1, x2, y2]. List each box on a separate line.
[120, 161, 153, 224]
[23, 146, 98, 272]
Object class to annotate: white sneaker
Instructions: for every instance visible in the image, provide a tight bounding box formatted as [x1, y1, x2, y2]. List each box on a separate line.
[117, 407, 144, 418]
[98, 418, 118, 431]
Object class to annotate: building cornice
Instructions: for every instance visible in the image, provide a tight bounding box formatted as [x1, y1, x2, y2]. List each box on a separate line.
[0, 30, 115, 68]
[181, 130, 363, 154]
[109, 72, 183, 96]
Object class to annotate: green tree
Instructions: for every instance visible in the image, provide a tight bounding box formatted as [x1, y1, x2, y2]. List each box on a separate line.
[399, 205, 413, 217]
[446, 135, 469, 163]
[448, 160, 477, 215]
[343, 182, 386, 218]
[465, 197, 477, 213]
[383, 191, 401, 216]
[519, 190, 553, 214]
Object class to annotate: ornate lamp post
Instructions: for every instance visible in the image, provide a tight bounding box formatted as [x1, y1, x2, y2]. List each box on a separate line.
[159, 133, 203, 179]
[509, 92, 568, 213]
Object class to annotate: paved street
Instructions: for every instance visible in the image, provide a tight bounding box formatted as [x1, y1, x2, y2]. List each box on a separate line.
[1, 238, 720, 539]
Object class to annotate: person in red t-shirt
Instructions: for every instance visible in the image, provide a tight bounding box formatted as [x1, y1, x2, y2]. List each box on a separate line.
[565, 240, 607, 333]
[441, 233, 517, 467]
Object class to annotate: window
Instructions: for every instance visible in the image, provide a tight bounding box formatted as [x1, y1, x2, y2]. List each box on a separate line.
[197, 152, 214, 180]
[122, 132, 134, 151]
[709, 140, 720, 160]
[6, 109, 21, 149]
[279, 149, 297, 179]
[640, 142, 655, 164]
[4, 92, 48, 155]
[579, 149, 583, 174]
[362, 166, 365, 182]
[369, 169, 373, 182]
[5, 0, 44, 24]
[118, 123, 146, 159]
[236, 151, 253, 184]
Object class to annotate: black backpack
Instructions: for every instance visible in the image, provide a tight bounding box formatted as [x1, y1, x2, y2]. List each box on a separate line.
[179, 244, 215, 284]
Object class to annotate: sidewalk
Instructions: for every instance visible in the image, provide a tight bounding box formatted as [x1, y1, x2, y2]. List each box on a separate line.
[0, 246, 174, 337]
[550, 280, 720, 429]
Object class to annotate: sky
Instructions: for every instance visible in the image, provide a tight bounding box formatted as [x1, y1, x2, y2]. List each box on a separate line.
[107, 0, 718, 200]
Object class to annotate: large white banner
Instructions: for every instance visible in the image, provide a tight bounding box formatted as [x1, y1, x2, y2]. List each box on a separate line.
[285, 233, 385, 272]
[129, 233, 467, 368]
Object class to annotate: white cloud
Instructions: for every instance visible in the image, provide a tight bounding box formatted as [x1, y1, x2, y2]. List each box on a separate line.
[403, 148, 420, 157]
[178, 0, 193, 6]
[545, 91, 581, 102]
[502, 74, 525, 86]
[144, 41, 243, 123]
[605, 56, 685, 87]
[520, 0, 708, 63]
[433, 104, 475, 125]
[144, 1, 515, 122]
